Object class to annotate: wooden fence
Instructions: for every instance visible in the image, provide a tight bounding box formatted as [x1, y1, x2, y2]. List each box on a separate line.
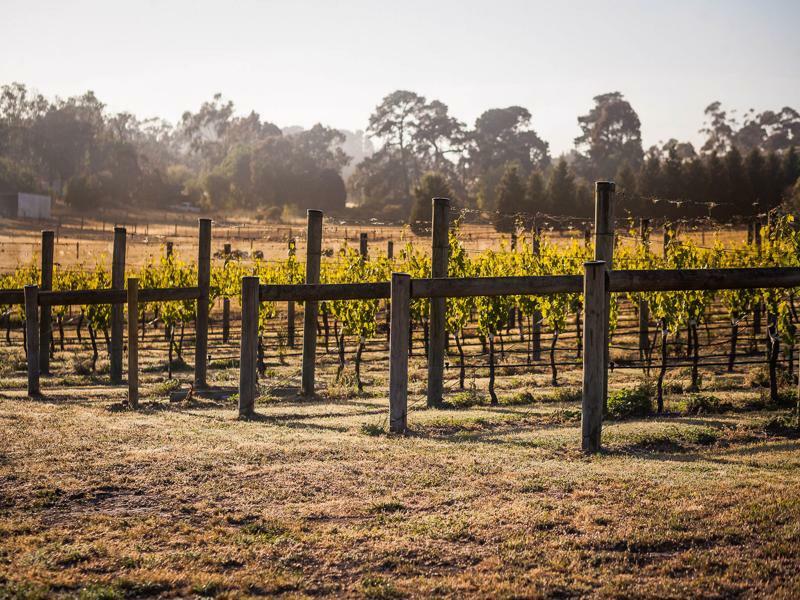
[3, 220, 213, 404]
[5, 183, 800, 453]
[237, 183, 800, 452]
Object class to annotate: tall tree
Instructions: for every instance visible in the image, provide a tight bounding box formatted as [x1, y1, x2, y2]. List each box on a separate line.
[545, 159, 577, 216]
[413, 100, 467, 172]
[745, 148, 767, 213]
[469, 107, 549, 211]
[704, 152, 728, 220]
[615, 162, 639, 216]
[725, 147, 751, 217]
[524, 170, 548, 217]
[470, 107, 550, 173]
[410, 172, 452, 235]
[762, 151, 784, 210]
[348, 149, 408, 207]
[637, 154, 663, 204]
[682, 157, 709, 218]
[700, 101, 737, 155]
[760, 108, 800, 152]
[367, 90, 426, 200]
[494, 164, 526, 232]
[574, 92, 643, 179]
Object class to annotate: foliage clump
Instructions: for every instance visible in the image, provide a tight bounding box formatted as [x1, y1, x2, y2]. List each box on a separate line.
[606, 385, 653, 420]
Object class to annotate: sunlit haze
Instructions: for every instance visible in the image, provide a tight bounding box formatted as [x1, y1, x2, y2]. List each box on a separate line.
[3, 0, 798, 154]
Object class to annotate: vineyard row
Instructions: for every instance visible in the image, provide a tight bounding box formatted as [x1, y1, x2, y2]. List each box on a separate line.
[6, 183, 800, 451]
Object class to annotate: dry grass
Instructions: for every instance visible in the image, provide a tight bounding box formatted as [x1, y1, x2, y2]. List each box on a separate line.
[0, 207, 751, 274]
[0, 212, 794, 597]
[1, 342, 800, 598]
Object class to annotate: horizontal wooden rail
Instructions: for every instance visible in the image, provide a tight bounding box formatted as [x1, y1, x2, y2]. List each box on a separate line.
[411, 275, 582, 298]
[258, 267, 800, 303]
[5, 267, 800, 309]
[259, 275, 583, 302]
[0, 290, 24, 304]
[609, 267, 800, 293]
[259, 282, 390, 302]
[0, 287, 202, 306]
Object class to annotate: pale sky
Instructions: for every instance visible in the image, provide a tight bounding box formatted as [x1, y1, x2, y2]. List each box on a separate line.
[2, 0, 798, 155]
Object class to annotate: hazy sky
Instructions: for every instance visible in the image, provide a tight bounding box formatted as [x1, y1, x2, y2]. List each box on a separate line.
[3, 0, 798, 155]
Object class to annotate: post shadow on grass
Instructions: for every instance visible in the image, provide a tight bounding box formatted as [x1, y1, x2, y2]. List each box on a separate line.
[234, 410, 351, 433]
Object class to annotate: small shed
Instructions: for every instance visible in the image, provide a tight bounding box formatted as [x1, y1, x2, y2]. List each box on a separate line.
[0, 193, 51, 219]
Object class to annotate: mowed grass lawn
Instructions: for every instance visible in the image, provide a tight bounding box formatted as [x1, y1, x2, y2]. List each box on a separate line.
[1, 378, 800, 598]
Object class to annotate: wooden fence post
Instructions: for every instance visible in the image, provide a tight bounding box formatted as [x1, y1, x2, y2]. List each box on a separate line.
[386, 240, 395, 337]
[127, 278, 139, 408]
[593, 182, 615, 409]
[532, 227, 542, 361]
[427, 197, 450, 407]
[662, 222, 672, 259]
[582, 260, 607, 452]
[195, 218, 211, 389]
[110, 227, 126, 384]
[287, 239, 296, 348]
[638, 218, 651, 361]
[238, 276, 260, 418]
[389, 272, 411, 432]
[359, 232, 368, 259]
[166, 241, 173, 257]
[301, 210, 323, 397]
[39, 230, 54, 375]
[222, 243, 231, 344]
[753, 220, 762, 340]
[25, 285, 40, 397]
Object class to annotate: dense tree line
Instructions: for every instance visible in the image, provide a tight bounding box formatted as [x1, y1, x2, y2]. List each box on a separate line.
[0, 84, 349, 214]
[357, 91, 799, 229]
[1, 81, 798, 226]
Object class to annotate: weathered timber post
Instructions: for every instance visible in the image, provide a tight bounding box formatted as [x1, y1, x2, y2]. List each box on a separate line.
[582, 261, 607, 452]
[39, 230, 54, 374]
[110, 227, 127, 384]
[238, 276, 260, 418]
[385, 240, 395, 338]
[638, 218, 651, 361]
[593, 182, 615, 409]
[389, 272, 411, 432]
[287, 239, 296, 348]
[301, 210, 323, 397]
[25, 285, 40, 397]
[662, 222, 672, 259]
[166, 241, 174, 257]
[532, 227, 542, 361]
[195, 218, 212, 388]
[127, 278, 139, 408]
[753, 220, 762, 340]
[222, 243, 231, 344]
[427, 197, 450, 407]
[359, 232, 368, 260]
